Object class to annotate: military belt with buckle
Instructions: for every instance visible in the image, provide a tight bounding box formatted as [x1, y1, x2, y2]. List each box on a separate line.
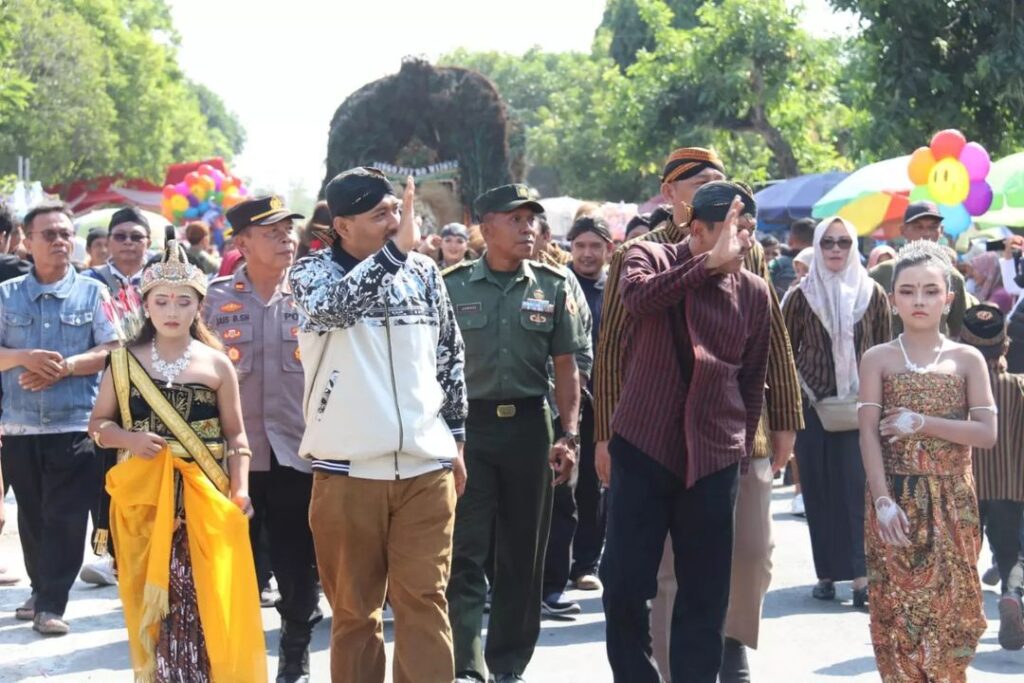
[469, 397, 546, 419]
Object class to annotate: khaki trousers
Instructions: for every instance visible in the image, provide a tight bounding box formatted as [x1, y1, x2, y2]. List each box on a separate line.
[651, 458, 775, 679]
[309, 469, 457, 683]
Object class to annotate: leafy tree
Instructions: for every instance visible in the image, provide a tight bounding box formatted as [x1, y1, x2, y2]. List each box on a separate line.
[829, 0, 1024, 156]
[616, 0, 855, 181]
[0, 7, 33, 121]
[0, 0, 244, 186]
[189, 81, 247, 156]
[598, 0, 706, 70]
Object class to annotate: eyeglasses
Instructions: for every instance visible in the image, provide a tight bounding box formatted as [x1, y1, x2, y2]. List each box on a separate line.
[820, 237, 854, 251]
[34, 229, 75, 243]
[111, 232, 147, 243]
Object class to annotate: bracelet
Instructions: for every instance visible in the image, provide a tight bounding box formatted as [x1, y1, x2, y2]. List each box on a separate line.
[227, 447, 253, 458]
[91, 420, 118, 449]
[874, 495, 894, 512]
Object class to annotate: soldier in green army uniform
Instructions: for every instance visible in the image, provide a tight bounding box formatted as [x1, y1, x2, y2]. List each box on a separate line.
[444, 184, 589, 683]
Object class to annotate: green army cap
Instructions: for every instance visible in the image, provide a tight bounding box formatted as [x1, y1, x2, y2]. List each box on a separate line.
[474, 184, 545, 219]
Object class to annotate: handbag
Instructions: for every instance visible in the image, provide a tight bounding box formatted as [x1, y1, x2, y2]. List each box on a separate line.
[812, 395, 860, 433]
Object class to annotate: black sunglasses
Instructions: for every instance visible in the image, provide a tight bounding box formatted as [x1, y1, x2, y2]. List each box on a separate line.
[820, 237, 854, 251]
[111, 232, 147, 243]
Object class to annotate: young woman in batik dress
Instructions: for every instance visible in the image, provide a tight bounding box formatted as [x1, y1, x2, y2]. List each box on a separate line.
[857, 240, 997, 682]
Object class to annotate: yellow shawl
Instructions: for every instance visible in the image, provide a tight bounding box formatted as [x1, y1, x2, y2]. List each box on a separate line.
[105, 350, 266, 683]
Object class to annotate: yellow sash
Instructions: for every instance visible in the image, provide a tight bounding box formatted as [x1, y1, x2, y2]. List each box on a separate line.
[106, 349, 266, 683]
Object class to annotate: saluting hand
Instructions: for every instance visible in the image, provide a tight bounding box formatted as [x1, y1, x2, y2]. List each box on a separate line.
[393, 176, 420, 254]
[705, 195, 749, 274]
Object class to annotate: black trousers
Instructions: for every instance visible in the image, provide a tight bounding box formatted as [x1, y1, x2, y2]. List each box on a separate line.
[248, 455, 321, 625]
[979, 499, 1024, 598]
[4, 433, 98, 615]
[600, 435, 739, 683]
[794, 402, 866, 581]
[543, 399, 605, 596]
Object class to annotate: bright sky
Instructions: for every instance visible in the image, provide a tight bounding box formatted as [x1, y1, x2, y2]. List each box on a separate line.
[168, 0, 851, 198]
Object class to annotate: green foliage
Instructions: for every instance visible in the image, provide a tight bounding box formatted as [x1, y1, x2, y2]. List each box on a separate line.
[0, 0, 244, 187]
[189, 81, 247, 156]
[444, 0, 854, 200]
[0, 7, 34, 119]
[598, 0, 707, 70]
[829, 0, 1024, 157]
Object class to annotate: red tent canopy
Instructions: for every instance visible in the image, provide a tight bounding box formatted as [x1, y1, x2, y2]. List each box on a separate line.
[45, 176, 163, 214]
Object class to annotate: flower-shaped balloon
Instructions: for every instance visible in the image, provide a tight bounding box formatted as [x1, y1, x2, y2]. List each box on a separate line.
[907, 129, 993, 236]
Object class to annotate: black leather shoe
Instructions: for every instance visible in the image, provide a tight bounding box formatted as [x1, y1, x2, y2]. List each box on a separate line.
[277, 620, 312, 683]
[812, 579, 835, 601]
[719, 636, 750, 683]
[852, 585, 869, 609]
[493, 675, 525, 683]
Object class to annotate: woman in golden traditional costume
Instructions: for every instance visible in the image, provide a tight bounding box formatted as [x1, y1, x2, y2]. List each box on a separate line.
[89, 241, 266, 683]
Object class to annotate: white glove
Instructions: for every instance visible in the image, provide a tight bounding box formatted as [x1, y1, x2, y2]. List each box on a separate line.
[874, 496, 911, 546]
[880, 408, 925, 443]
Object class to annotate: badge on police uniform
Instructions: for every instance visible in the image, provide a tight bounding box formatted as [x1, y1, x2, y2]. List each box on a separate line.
[227, 347, 241, 362]
[522, 288, 554, 314]
[220, 302, 243, 313]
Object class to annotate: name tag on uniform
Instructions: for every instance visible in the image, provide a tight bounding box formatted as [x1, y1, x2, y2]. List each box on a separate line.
[521, 298, 554, 314]
[456, 302, 482, 314]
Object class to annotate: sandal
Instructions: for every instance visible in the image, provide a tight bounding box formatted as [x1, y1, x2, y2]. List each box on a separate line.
[812, 579, 835, 601]
[15, 595, 36, 621]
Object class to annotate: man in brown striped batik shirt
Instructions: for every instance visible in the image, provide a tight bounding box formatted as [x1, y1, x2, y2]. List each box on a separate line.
[593, 147, 804, 681]
[961, 304, 1024, 650]
[599, 181, 771, 683]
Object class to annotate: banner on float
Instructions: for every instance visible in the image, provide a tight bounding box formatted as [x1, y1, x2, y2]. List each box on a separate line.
[372, 160, 460, 183]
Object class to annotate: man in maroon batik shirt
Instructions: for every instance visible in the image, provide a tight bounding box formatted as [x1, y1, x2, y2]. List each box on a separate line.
[599, 181, 771, 683]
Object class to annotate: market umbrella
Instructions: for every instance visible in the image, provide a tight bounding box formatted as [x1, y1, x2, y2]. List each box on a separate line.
[976, 152, 1024, 227]
[73, 207, 171, 248]
[813, 156, 913, 236]
[754, 172, 849, 225]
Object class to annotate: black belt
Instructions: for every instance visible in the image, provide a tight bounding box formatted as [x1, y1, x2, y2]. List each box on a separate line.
[468, 396, 546, 419]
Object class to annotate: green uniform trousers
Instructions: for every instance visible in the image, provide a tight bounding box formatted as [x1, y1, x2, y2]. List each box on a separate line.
[447, 402, 554, 679]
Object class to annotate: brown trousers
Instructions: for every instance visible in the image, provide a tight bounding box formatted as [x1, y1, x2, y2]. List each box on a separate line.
[309, 469, 457, 683]
[651, 457, 775, 679]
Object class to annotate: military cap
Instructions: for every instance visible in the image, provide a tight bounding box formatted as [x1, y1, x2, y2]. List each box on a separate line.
[961, 303, 1006, 358]
[690, 181, 757, 223]
[474, 184, 544, 218]
[226, 195, 304, 232]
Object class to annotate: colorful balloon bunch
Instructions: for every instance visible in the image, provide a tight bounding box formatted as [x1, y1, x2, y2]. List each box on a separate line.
[160, 164, 249, 225]
[907, 130, 993, 236]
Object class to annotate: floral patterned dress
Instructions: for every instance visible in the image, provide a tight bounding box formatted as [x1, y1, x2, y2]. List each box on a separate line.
[867, 372, 986, 682]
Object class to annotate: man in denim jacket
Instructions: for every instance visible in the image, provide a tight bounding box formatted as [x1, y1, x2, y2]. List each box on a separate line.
[0, 203, 119, 636]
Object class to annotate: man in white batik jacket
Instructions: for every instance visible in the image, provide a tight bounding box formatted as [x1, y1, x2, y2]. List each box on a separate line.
[289, 167, 468, 683]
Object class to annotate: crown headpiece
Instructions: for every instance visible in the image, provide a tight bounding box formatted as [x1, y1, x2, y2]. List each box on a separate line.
[141, 239, 208, 297]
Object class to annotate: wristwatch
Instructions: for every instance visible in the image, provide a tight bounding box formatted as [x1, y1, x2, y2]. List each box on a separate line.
[561, 431, 580, 450]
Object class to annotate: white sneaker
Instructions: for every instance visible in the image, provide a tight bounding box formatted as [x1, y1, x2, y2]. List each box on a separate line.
[790, 493, 805, 517]
[79, 557, 117, 586]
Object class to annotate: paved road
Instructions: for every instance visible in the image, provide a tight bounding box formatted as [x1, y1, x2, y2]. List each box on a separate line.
[1, 482, 1021, 682]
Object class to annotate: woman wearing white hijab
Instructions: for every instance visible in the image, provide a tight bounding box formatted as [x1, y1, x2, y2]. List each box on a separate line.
[783, 217, 891, 608]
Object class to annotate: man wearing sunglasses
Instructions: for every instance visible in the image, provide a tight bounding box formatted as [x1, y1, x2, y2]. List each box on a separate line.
[0, 202, 120, 635]
[85, 207, 151, 296]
